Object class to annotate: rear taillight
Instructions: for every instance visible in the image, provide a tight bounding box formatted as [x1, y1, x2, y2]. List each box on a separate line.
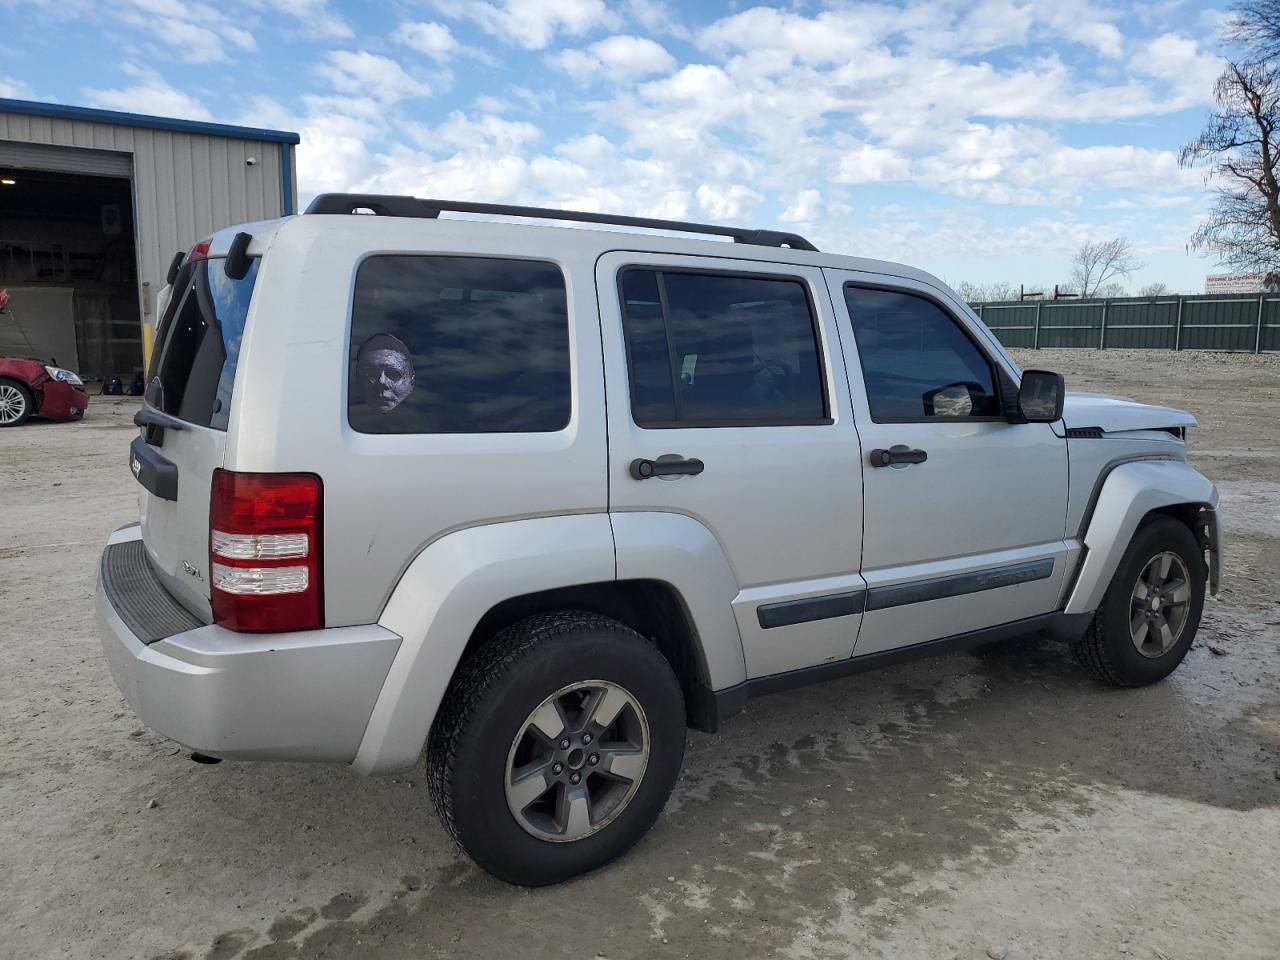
[210, 470, 323, 632]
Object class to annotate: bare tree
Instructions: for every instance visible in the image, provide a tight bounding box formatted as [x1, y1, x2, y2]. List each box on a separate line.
[954, 280, 1019, 303]
[1180, 2, 1280, 282]
[1226, 0, 1280, 65]
[1138, 282, 1171, 297]
[1070, 238, 1144, 297]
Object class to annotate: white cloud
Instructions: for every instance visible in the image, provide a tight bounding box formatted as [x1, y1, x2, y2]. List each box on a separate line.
[412, 111, 542, 151]
[622, 0, 689, 39]
[432, 0, 616, 49]
[553, 34, 676, 82]
[317, 51, 431, 104]
[257, 0, 352, 39]
[694, 183, 764, 221]
[395, 21, 459, 60]
[117, 0, 256, 64]
[85, 65, 212, 120]
[780, 189, 824, 224]
[1136, 33, 1225, 100]
[0, 76, 37, 99]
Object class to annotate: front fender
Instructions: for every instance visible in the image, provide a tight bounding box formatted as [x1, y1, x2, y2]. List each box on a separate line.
[351, 514, 615, 775]
[1064, 460, 1219, 615]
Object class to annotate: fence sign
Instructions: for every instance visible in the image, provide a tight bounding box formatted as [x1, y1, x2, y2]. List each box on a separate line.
[1205, 273, 1267, 294]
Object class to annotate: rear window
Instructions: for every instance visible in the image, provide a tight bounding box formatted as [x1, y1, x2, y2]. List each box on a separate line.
[146, 258, 259, 430]
[347, 255, 570, 434]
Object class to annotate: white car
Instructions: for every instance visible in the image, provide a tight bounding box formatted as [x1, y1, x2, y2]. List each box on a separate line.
[96, 194, 1222, 885]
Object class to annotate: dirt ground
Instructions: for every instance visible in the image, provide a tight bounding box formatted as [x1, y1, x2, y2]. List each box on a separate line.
[1, 349, 1278, 960]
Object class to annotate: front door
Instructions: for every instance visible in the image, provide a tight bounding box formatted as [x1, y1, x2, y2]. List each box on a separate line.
[597, 252, 864, 679]
[825, 271, 1070, 656]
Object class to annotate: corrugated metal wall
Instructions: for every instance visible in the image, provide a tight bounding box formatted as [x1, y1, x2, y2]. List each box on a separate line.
[977, 294, 1280, 352]
[0, 109, 290, 351]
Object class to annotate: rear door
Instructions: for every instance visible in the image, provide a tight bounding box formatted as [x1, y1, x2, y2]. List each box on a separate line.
[135, 251, 259, 620]
[825, 271, 1070, 656]
[598, 251, 865, 679]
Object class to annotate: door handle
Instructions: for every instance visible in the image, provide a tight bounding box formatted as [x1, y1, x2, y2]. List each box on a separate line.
[630, 455, 705, 480]
[868, 445, 928, 468]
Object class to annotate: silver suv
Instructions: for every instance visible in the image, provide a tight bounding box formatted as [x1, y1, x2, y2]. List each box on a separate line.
[98, 195, 1222, 885]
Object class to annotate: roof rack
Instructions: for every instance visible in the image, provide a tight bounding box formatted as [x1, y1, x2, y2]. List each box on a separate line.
[303, 193, 818, 252]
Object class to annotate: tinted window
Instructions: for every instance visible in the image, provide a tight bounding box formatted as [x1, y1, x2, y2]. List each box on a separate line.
[147, 258, 259, 430]
[620, 269, 826, 426]
[843, 287, 999, 421]
[348, 256, 569, 434]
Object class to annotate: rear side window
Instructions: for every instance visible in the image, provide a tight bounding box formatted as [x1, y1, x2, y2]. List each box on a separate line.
[619, 268, 828, 427]
[843, 286, 1000, 422]
[348, 256, 570, 434]
[147, 258, 259, 430]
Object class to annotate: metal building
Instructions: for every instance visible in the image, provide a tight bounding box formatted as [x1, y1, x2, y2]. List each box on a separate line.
[0, 98, 298, 380]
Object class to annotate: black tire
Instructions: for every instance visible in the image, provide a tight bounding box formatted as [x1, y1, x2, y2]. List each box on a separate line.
[1070, 516, 1205, 686]
[427, 611, 686, 886]
[0, 377, 34, 427]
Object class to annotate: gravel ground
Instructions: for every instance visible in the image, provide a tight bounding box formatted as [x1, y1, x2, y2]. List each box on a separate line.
[1, 350, 1278, 960]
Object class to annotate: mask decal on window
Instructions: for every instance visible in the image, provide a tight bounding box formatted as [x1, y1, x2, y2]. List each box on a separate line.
[356, 333, 416, 413]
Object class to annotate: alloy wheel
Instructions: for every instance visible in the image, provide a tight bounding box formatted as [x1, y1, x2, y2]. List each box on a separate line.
[504, 679, 650, 842]
[0, 384, 27, 425]
[1129, 551, 1192, 658]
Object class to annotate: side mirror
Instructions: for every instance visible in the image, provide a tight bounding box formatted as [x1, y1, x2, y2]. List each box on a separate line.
[1018, 369, 1064, 423]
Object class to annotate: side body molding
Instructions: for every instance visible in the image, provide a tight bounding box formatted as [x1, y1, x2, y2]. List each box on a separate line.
[1064, 459, 1220, 616]
[610, 511, 747, 692]
[352, 514, 615, 775]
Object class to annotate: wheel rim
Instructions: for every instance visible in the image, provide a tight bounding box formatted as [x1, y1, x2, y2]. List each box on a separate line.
[0, 384, 26, 424]
[504, 679, 650, 843]
[1129, 551, 1192, 658]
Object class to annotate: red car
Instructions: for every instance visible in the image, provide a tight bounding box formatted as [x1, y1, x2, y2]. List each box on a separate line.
[0, 356, 90, 426]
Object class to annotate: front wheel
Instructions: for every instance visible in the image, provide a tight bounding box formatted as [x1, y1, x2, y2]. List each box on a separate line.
[1071, 516, 1206, 686]
[0, 378, 33, 427]
[427, 611, 686, 886]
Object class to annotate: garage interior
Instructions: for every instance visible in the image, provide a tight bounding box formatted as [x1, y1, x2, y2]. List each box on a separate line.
[0, 168, 143, 382]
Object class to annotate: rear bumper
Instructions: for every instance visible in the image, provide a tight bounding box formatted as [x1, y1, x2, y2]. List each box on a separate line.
[96, 525, 401, 762]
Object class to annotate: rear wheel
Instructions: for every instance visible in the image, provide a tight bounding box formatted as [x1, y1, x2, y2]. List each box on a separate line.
[0, 378, 33, 427]
[1071, 516, 1205, 686]
[427, 611, 686, 886]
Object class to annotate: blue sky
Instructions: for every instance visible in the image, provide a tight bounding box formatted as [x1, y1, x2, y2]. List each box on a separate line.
[0, 0, 1237, 292]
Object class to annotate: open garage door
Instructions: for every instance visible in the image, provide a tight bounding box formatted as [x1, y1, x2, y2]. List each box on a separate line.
[0, 149, 142, 382]
[0, 140, 132, 178]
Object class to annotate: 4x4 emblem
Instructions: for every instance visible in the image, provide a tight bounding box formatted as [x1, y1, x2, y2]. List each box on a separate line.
[182, 561, 204, 582]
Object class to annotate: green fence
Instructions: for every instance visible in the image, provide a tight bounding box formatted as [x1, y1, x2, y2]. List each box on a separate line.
[974, 292, 1280, 352]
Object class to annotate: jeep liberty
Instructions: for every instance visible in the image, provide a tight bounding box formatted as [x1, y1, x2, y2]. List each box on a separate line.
[97, 195, 1222, 885]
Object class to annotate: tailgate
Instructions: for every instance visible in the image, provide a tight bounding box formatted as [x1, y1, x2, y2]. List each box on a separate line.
[133, 250, 260, 620]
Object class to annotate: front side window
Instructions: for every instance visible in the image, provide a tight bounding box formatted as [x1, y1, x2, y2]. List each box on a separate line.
[348, 256, 570, 434]
[843, 286, 1000, 422]
[619, 268, 827, 427]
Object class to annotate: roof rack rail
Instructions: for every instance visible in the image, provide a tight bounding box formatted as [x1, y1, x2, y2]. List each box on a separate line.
[303, 193, 818, 252]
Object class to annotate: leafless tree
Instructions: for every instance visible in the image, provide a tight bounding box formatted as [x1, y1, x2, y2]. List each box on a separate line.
[1179, 2, 1280, 283]
[954, 280, 1019, 303]
[1138, 282, 1171, 297]
[1070, 238, 1143, 297]
[1226, 0, 1280, 66]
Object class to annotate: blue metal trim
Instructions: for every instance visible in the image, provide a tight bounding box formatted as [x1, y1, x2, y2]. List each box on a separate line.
[280, 143, 295, 215]
[0, 97, 300, 145]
